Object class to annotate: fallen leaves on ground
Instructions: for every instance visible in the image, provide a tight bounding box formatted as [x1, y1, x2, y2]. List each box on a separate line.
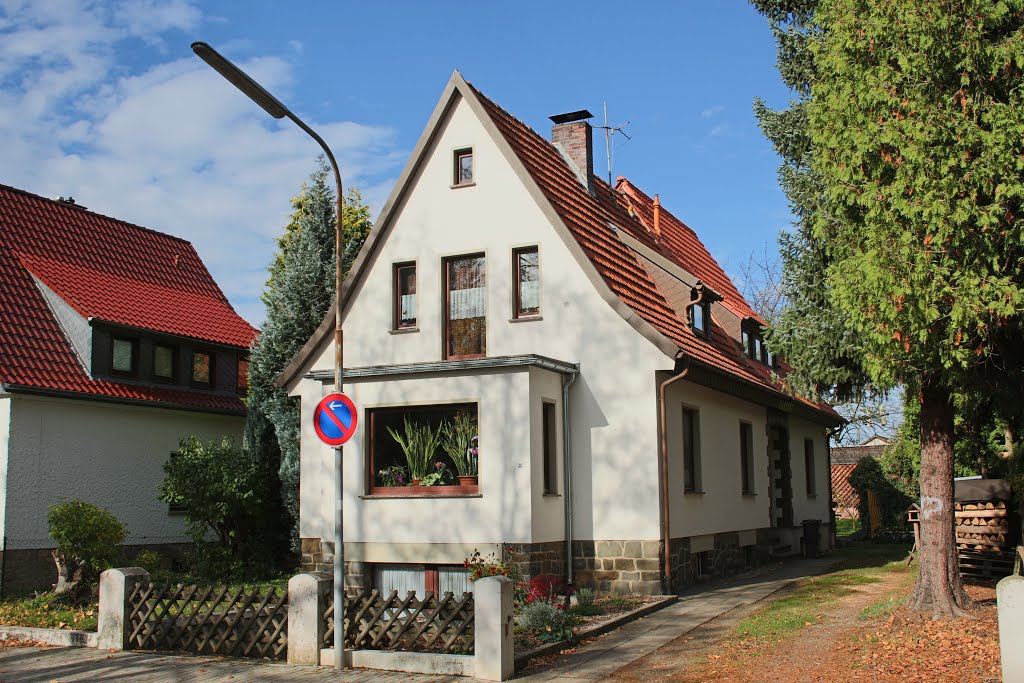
[686, 583, 1000, 683]
[830, 584, 1000, 683]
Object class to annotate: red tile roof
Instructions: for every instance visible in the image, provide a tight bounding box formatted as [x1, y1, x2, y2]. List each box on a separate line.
[0, 183, 255, 412]
[470, 86, 836, 421]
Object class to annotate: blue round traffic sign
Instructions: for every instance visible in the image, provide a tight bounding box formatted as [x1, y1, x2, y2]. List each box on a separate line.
[313, 393, 358, 447]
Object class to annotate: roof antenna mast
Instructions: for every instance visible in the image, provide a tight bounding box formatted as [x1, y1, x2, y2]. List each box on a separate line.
[595, 101, 632, 186]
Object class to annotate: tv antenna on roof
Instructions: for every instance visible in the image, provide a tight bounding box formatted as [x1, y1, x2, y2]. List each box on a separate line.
[595, 101, 632, 187]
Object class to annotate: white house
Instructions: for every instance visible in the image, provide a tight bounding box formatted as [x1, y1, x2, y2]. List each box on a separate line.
[0, 184, 255, 593]
[277, 73, 840, 595]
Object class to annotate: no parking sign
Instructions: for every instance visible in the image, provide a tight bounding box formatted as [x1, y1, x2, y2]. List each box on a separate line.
[313, 393, 358, 447]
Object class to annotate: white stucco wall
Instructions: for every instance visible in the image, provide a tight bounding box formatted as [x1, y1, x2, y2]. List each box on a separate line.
[292, 90, 672, 551]
[788, 415, 831, 525]
[3, 394, 244, 549]
[664, 380, 771, 538]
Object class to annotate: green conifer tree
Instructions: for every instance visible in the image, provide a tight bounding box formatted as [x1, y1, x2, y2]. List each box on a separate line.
[800, 0, 1021, 616]
[246, 157, 372, 547]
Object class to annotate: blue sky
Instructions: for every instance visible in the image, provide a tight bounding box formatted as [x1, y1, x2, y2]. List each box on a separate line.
[0, 0, 794, 326]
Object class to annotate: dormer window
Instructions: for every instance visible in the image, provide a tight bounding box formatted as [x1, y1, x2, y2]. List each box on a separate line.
[192, 350, 214, 387]
[237, 356, 250, 394]
[111, 336, 138, 377]
[153, 343, 176, 382]
[453, 148, 473, 186]
[690, 291, 710, 337]
[742, 322, 771, 365]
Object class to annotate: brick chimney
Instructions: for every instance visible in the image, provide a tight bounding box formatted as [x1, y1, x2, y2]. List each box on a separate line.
[550, 110, 594, 193]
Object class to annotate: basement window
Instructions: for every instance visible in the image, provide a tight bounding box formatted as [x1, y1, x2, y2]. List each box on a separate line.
[373, 564, 471, 597]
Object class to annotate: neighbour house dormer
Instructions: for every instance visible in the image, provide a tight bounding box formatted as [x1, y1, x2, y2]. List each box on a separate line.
[0, 183, 256, 413]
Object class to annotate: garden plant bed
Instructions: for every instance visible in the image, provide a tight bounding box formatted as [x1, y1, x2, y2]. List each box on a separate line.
[0, 594, 98, 632]
[516, 593, 675, 669]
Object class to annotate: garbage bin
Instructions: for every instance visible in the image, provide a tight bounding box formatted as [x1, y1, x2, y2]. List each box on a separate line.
[802, 519, 822, 558]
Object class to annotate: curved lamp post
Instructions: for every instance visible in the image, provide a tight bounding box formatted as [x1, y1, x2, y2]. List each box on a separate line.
[191, 41, 347, 670]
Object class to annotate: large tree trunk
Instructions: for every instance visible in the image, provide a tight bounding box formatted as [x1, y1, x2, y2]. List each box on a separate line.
[907, 378, 971, 617]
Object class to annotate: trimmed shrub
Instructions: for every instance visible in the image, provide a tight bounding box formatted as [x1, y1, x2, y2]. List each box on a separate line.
[47, 500, 127, 594]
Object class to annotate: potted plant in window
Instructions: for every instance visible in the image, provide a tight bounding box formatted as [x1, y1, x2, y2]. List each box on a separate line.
[442, 411, 479, 486]
[387, 417, 444, 486]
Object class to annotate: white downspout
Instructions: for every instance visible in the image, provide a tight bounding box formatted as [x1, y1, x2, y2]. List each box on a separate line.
[563, 366, 579, 584]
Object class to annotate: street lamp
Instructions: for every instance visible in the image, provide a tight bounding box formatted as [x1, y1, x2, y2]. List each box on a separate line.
[191, 41, 347, 670]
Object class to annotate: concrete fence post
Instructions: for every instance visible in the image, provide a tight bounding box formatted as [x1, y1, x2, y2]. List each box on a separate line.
[473, 575, 514, 681]
[97, 567, 149, 650]
[288, 572, 332, 666]
[998, 574, 1024, 683]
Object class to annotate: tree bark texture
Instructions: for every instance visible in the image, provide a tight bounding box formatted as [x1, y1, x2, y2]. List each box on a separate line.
[51, 549, 82, 595]
[907, 378, 972, 617]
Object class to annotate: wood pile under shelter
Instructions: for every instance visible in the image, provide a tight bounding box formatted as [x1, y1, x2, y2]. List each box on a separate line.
[909, 478, 1018, 580]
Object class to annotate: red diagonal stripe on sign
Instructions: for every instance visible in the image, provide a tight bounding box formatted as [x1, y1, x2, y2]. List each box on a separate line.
[322, 404, 355, 438]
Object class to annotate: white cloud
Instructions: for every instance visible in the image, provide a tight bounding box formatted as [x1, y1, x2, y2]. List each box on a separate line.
[709, 123, 730, 138]
[0, 0, 403, 326]
[700, 105, 724, 119]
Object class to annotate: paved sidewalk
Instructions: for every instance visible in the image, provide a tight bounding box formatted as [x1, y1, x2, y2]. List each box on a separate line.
[517, 556, 836, 681]
[0, 556, 836, 682]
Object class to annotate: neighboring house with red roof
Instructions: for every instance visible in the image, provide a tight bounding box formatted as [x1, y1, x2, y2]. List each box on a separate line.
[277, 73, 841, 596]
[0, 184, 256, 592]
[831, 436, 891, 518]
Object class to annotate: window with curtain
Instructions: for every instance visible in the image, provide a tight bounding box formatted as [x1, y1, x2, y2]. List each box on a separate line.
[395, 262, 417, 329]
[514, 246, 540, 317]
[445, 254, 486, 359]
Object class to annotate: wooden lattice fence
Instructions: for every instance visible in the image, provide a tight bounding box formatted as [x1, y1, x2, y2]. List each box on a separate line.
[126, 582, 288, 660]
[324, 589, 474, 653]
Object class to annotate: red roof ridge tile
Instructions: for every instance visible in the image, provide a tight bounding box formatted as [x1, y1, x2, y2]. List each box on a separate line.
[0, 182, 195, 247]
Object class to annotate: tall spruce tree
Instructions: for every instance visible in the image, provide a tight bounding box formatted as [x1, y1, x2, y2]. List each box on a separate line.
[246, 157, 372, 547]
[750, 1, 876, 404]
[806, 0, 1024, 616]
[753, 0, 1024, 616]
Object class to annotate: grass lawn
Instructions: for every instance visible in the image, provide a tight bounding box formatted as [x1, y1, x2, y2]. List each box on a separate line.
[735, 543, 908, 642]
[0, 594, 98, 631]
[835, 517, 860, 537]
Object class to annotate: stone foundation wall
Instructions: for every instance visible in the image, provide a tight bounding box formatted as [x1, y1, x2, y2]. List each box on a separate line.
[571, 539, 663, 595]
[668, 532, 770, 593]
[1, 542, 190, 595]
[503, 540, 566, 582]
[299, 538, 368, 591]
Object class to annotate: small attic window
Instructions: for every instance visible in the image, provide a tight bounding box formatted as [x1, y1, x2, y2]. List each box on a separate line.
[453, 148, 473, 186]
[690, 291, 710, 337]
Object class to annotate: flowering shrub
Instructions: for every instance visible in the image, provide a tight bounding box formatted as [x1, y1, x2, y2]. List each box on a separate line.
[464, 549, 512, 581]
[526, 574, 573, 604]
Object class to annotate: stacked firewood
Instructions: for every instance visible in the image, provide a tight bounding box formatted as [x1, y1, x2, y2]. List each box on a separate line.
[954, 501, 1014, 578]
[955, 501, 1010, 550]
